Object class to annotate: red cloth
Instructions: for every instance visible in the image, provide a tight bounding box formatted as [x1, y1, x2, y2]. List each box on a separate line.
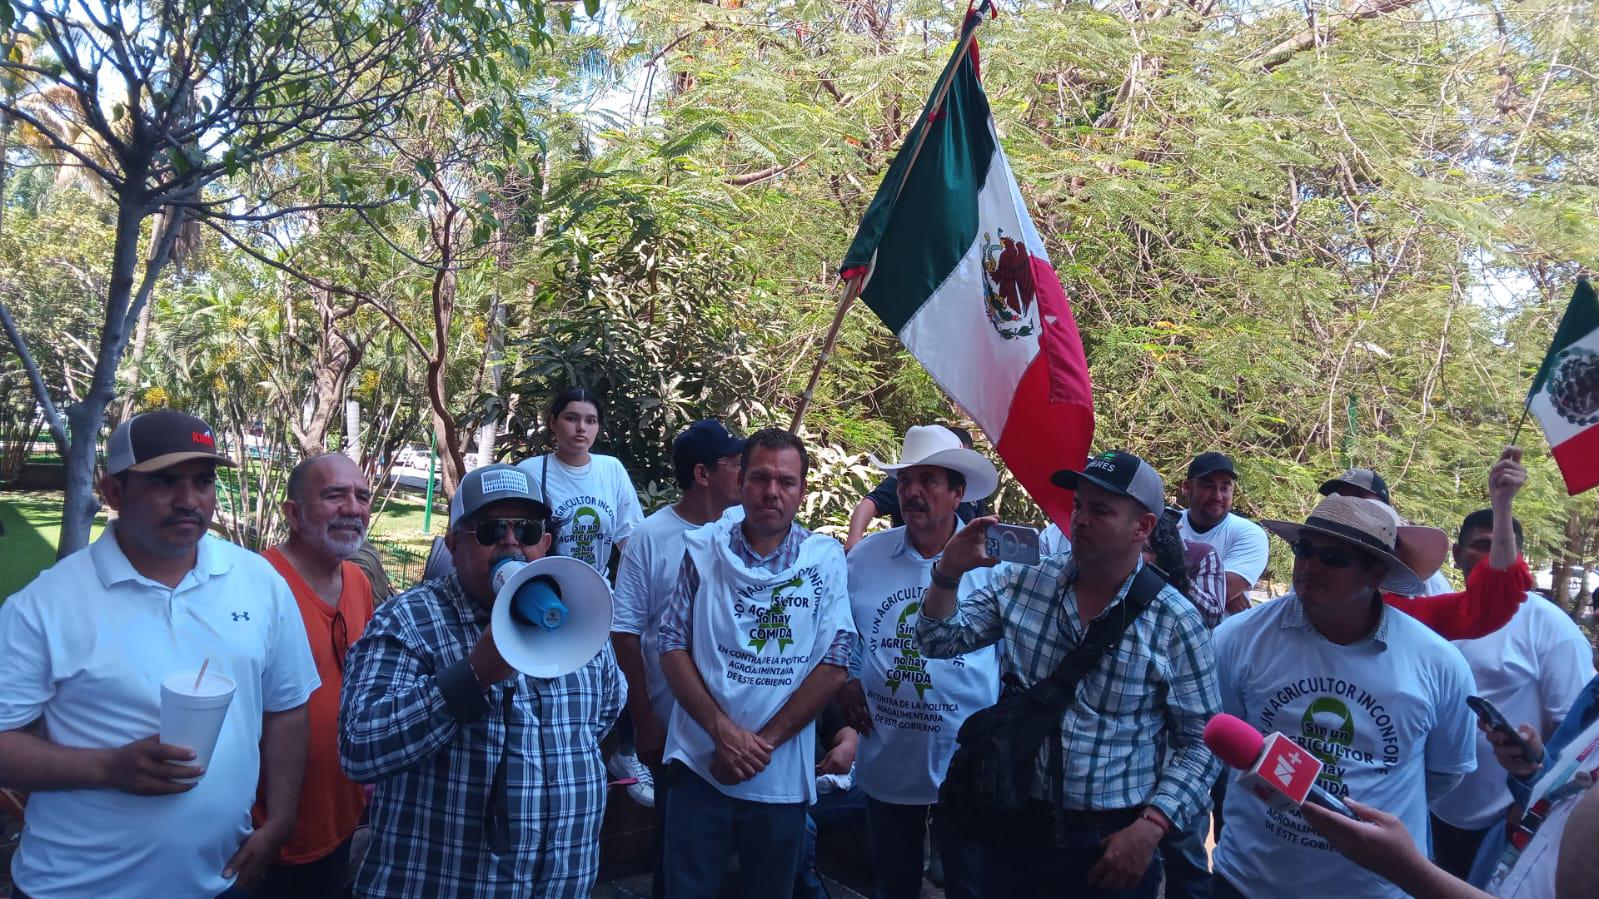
[1382, 555, 1533, 640]
[255, 548, 374, 864]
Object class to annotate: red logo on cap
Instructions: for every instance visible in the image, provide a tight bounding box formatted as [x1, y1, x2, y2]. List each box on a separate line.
[191, 431, 215, 448]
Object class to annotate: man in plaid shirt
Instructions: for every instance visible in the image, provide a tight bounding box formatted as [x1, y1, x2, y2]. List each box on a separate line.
[917, 450, 1221, 898]
[339, 464, 625, 897]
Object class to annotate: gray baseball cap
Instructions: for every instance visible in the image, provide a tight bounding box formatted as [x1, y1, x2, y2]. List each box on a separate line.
[1051, 450, 1166, 516]
[448, 464, 551, 526]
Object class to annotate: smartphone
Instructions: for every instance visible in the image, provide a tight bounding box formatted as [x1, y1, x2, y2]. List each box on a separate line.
[984, 523, 1041, 566]
[1467, 695, 1539, 762]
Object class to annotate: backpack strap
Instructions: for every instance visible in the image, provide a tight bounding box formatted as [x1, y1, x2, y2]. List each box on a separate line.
[1025, 564, 1167, 713]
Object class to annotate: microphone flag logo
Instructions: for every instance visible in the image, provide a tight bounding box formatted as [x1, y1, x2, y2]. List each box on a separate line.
[1258, 734, 1323, 805]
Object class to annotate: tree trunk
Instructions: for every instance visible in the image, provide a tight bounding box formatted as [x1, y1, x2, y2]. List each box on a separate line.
[58, 194, 150, 556]
[474, 297, 507, 469]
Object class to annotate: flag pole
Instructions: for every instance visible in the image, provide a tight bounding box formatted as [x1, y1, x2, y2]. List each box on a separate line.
[788, 13, 988, 434]
[789, 271, 865, 433]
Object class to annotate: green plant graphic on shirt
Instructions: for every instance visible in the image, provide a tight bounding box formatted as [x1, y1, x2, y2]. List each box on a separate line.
[747, 575, 803, 654]
[884, 602, 934, 699]
[569, 506, 601, 565]
[1300, 696, 1356, 785]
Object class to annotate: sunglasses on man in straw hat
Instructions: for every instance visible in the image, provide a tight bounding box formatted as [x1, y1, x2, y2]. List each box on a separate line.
[1261, 495, 1448, 596]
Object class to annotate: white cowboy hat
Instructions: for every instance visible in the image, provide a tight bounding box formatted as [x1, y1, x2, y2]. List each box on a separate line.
[869, 425, 999, 502]
[1262, 494, 1449, 596]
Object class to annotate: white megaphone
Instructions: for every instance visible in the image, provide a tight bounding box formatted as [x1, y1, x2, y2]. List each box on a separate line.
[489, 555, 613, 678]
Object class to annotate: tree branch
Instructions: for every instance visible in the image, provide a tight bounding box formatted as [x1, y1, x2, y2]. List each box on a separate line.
[1256, 0, 1424, 72]
[0, 299, 71, 457]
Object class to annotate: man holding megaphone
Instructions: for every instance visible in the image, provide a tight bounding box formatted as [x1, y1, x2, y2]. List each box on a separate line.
[338, 464, 625, 898]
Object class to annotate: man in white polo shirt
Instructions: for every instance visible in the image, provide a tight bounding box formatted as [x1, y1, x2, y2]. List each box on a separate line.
[0, 409, 319, 898]
[1177, 451, 1268, 614]
[839, 425, 1002, 899]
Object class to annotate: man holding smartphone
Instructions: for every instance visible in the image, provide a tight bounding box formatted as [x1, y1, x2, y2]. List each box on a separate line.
[838, 425, 1003, 898]
[915, 450, 1220, 897]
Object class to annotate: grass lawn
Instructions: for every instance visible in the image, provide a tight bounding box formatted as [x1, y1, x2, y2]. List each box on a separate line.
[0, 491, 109, 599]
[0, 484, 444, 599]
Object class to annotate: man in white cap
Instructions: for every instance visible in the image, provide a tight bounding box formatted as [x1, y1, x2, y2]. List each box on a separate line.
[837, 425, 1003, 898]
[1209, 494, 1478, 899]
[339, 463, 624, 897]
[0, 408, 319, 897]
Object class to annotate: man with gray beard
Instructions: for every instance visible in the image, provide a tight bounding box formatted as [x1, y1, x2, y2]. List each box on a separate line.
[256, 452, 376, 897]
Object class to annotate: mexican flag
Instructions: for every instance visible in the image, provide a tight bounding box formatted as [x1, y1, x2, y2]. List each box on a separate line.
[1528, 277, 1599, 496]
[840, 12, 1093, 526]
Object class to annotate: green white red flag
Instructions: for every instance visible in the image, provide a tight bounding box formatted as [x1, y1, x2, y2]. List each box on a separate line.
[1527, 277, 1599, 496]
[839, 9, 1093, 526]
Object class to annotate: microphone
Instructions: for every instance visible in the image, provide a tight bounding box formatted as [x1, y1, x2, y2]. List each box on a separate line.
[1203, 713, 1359, 820]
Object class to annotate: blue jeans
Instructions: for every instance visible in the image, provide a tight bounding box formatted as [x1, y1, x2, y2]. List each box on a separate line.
[795, 784, 870, 899]
[1159, 821, 1211, 899]
[977, 802, 1161, 898]
[864, 798, 985, 899]
[663, 763, 808, 899]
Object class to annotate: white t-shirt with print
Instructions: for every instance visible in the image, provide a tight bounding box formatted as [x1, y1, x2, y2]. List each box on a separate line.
[1211, 595, 1477, 899]
[848, 528, 1001, 805]
[663, 517, 855, 804]
[1178, 510, 1269, 586]
[517, 453, 643, 575]
[0, 527, 319, 899]
[612, 504, 742, 726]
[1432, 593, 1593, 829]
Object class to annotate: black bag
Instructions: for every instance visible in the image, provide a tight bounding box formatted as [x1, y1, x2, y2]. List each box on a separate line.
[938, 565, 1167, 837]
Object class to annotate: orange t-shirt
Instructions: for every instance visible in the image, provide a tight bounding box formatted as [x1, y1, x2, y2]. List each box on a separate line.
[256, 547, 375, 864]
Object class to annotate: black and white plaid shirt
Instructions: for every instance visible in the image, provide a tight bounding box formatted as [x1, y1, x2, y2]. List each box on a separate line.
[339, 573, 624, 897]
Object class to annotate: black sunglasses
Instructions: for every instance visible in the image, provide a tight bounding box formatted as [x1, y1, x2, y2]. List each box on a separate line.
[1288, 536, 1368, 569]
[469, 518, 545, 547]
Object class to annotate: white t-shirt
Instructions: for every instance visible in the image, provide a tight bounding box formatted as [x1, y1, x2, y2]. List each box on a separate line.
[847, 528, 1001, 805]
[0, 527, 320, 898]
[611, 504, 742, 726]
[1212, 595, 1477, 899]
[1038, 522, 1070, 559]
[1178, 510, 1268, 587]
[1421, 568, 1454, 596]
[663, 518, 855, 804]
[1432, 593, 1593, 829]
[516, 453, 643, 575]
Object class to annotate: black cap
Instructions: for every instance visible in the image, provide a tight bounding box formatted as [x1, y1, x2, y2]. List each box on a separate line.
[1186, 452, 1236, 481]
[673, 419, 747, 471]
[1052, 450, 1166, 516]
[1319, 468, 1392, 507]
[106, 409, 236, 475]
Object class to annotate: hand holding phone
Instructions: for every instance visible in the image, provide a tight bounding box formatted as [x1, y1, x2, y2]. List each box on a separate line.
[984, 523, 1041, 566]
[1468, 695, 1541, 765]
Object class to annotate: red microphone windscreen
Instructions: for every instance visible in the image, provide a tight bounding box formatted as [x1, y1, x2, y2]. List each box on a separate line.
[1204, 713, 1265, 770]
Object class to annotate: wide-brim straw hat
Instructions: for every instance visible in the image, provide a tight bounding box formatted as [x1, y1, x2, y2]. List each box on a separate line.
[1261, 494, 1449, 596]
[869, 425, 999, 502]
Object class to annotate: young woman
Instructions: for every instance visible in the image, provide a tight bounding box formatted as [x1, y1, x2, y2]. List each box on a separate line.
[516, 387, 643, 577]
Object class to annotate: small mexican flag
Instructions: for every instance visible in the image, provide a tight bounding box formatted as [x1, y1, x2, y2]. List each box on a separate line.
[839, 10, 1094, 526]
[1527, 277, 1599, 496]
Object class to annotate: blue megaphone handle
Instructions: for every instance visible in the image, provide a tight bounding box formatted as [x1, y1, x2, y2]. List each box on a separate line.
[510, 576, 567, 631]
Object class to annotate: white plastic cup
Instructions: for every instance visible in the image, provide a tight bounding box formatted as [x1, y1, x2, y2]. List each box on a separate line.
[159, 670, 236, 784]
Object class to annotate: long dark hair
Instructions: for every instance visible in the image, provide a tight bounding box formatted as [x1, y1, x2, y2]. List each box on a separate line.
[1147, 511, 1193, 600]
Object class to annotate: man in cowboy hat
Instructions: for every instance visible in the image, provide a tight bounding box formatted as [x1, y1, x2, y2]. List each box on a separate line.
[918, 450, 1220, 897]
[1209, 494, 1478, 899]
[837, 425, 1004, 898]
[1320, 467, 1456, 596]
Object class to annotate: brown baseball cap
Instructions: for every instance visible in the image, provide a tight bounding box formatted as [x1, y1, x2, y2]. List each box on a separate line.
[105, 409, 236, 475]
